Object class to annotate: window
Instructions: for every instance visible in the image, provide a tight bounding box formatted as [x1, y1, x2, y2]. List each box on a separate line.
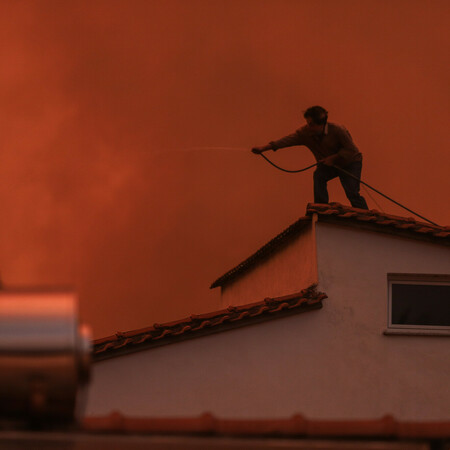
[386, 274, 450, 335]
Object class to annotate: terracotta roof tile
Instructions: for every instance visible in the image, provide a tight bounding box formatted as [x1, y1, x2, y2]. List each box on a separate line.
[210, 203, 449, 289]
[83, 412, 450, 439]
[307, 203, 449, 239]
[93, 284, 326, 361]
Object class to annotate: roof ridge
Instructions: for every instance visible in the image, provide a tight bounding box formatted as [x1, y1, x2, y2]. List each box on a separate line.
[307, 202, 448, 230]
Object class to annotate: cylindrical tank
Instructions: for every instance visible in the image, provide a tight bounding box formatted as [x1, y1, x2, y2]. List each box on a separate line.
[0, 289, 91, 427]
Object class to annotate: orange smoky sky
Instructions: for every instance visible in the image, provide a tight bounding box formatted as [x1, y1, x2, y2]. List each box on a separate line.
[0, 0, 448, 338]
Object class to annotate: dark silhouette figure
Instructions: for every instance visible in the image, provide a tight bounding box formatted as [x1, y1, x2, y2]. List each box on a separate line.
[252, 106, 368, 209]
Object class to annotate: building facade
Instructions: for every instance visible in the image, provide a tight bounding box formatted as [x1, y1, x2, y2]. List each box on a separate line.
[87, 204, 450, 421]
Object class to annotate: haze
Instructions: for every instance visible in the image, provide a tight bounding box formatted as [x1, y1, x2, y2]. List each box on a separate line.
[0, 0, 448, 338]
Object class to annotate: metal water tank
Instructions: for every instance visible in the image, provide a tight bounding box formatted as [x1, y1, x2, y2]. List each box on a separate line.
[0, 289, 91, 426]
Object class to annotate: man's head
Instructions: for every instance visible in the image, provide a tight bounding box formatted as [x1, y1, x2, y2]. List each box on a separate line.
[304, 106, 328, 132]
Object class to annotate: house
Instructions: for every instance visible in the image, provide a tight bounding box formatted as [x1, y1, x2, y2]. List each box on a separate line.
[86, 203, 450, 423]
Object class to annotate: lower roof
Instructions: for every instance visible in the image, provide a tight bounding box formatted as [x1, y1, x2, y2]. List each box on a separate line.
[4, 414, 448, 449]
[94, 284, 326, 361]
[83, 411, 450, 440]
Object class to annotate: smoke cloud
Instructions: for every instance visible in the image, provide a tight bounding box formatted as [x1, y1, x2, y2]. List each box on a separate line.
[0, 0, 448, 337]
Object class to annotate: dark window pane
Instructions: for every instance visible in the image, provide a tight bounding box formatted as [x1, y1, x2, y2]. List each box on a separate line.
[391, 284, 450, 326]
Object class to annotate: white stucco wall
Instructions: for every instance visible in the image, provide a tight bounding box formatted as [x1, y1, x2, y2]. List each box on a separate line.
[220, 220, 317, 308]
[86, 223, 450, 421]
[87, 308, 333, 419]
[314, 222, 450, 420]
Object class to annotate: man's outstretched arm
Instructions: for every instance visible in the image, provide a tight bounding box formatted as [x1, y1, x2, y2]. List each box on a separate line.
[252, 130, 305, 154]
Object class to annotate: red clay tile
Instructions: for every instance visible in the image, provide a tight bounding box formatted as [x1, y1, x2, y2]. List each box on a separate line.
[172, 325, 191, 335]
[83, 411, 450, 439]
[94, 285, 326, 360]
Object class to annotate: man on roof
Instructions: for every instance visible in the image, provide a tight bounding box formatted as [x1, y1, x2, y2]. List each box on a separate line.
[252, 106, 368, 210]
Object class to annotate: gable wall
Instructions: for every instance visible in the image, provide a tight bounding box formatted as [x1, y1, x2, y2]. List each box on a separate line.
[220, 220, 317, 308]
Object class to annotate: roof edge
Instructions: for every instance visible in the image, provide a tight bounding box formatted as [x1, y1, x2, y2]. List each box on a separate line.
[83, 412, 450, 439]
[307, 203, 449, 244]
[210, 216, 312, 289]
[93, 284, 326, 361]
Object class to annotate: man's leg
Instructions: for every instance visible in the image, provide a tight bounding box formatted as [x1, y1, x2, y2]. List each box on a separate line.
[313, 165, 339, 204]
[338, 161, 368, 209]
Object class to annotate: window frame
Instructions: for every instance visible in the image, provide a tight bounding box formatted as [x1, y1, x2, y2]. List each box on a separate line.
[385, 273, 450, 336]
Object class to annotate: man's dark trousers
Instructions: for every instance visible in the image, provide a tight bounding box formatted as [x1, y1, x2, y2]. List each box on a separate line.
[313, 160, 368, 209]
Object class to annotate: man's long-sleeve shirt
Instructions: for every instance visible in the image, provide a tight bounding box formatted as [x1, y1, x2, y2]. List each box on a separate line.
[269, 123, 362, 168]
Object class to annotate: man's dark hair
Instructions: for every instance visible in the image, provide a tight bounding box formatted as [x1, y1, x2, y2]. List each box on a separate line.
[304, 106, 328, 125]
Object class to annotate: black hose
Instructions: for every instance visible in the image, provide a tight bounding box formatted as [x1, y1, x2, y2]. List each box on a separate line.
[257, 153, 439, 226]
[259, 152, 318, 173]
[334, 166, 438, 226]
